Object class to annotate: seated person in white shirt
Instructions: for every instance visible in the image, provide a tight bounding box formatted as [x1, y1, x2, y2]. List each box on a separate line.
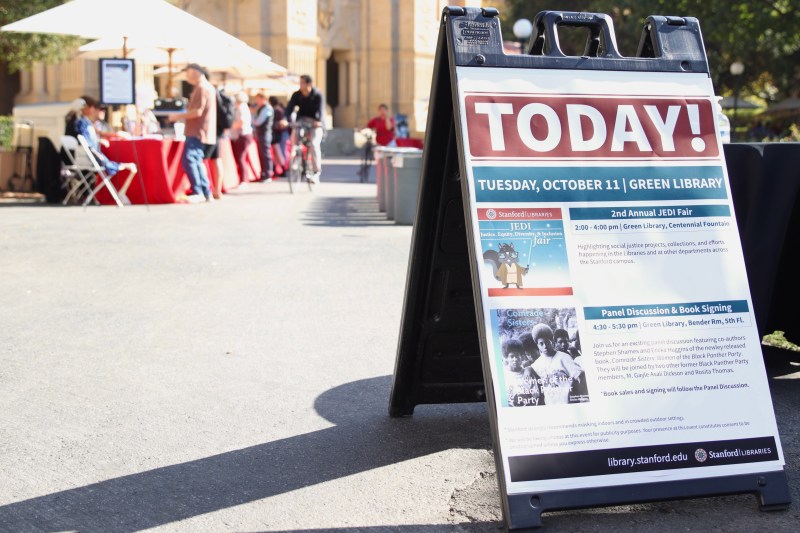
[230, 91, 255, 184]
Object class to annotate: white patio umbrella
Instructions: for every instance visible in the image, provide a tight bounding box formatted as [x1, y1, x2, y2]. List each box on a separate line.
[1, 0, 247, 51]
[160, 68, 298, 98]
[718, 96, 761, 110]
[2, 0, 270, 96]
[80, 36, 287, 94]
[237, 75, 299, 98]
[763, 98, 800, 114]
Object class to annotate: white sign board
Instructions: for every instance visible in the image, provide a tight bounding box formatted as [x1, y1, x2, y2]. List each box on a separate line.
[99, 58, 136, 106]
[455, 66, 784, 495]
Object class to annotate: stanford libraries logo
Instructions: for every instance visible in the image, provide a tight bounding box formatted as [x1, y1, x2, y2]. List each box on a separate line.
[694, 448, 708, 463]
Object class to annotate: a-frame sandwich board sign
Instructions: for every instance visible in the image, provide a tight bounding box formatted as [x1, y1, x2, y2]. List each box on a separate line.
[390, 7, 790, 529]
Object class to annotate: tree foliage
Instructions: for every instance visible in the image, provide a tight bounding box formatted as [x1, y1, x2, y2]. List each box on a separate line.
[0, 0, 82, 72]
[499, 0, 800, 100]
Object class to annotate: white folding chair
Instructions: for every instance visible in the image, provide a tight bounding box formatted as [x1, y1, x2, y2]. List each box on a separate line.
[60, 135, 96, 205]
[75, 134, 127, 207]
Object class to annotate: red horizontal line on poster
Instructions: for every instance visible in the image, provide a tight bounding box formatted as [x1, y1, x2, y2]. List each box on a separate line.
[464, 94, 718, 159]
[487, 287, 574, 297]
[469, 156, 718, 162]
[478, 208, 561, 221]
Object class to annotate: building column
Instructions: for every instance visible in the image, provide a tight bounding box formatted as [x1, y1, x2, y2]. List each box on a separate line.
[338, 59, 348, 108]
[32, 63, 49, 99]
[348, 59, 358, 108]
[15, 63, 48, 105]
[18, 69, 32, 98]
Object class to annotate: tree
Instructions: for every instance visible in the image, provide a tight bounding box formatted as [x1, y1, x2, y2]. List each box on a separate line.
[499, 0, 800, 100]
[0, 0, 82, 73]
[499, 0, 597, 56]
[0, 0, 83, 114]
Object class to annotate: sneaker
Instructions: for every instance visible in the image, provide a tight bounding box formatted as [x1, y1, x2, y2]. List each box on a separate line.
[185, 194, 205, 204]
[205, 195, 215, 203]
[309, 172, 320, 184]
[259, 176, 273, 183]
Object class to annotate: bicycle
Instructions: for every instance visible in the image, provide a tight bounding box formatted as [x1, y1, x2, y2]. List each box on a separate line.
[356, 128, 376, 183]
[288, 118, 318, 193]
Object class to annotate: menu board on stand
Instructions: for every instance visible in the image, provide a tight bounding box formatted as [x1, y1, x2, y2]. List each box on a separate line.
[99, 58, 136, 106]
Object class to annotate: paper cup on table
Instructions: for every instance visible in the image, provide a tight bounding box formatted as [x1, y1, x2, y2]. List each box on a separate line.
[173, 122, 185, 139]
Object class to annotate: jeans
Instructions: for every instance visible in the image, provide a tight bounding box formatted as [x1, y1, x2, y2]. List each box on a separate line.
[181, 136, 211, 197]
[255, 134, 273, 180]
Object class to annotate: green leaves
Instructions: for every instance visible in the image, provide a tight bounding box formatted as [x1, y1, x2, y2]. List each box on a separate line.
[0, 0, 82, 73]
[499, 0, 800, 100]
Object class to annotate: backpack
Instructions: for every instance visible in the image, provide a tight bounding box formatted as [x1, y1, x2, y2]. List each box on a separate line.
[216, 89, 235, 130]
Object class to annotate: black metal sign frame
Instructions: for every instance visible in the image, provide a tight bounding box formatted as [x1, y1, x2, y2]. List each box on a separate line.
[390, 6, 790, 529]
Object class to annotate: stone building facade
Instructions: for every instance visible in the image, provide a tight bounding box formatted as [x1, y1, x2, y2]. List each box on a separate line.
[187, 0, 487, 133]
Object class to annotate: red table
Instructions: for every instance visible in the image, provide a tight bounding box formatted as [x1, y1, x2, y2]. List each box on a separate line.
[98, 137, 249, 204]
[234, 141, 287, 182]
[396, 138, 424, 149]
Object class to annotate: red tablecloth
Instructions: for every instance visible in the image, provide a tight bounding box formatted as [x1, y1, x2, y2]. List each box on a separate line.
[98, 137, 245, 204]
[97, 138, 286, 204]
[396, 138, 424, 149]
[235, 141, 287, 182]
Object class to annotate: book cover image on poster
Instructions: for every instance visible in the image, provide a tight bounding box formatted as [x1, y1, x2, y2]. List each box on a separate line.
[478, 208, 572, 297]
[491, 307, 589, 408]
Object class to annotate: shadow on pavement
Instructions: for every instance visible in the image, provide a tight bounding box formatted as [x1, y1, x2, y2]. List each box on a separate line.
[266, 526, 501, 533]
[0, 376, 493, 532]
[0, 200, 57, 208]
[303, 196, 396, 227]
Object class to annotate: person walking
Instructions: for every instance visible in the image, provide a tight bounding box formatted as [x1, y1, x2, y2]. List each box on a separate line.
[269, 96, 289, 176]
[230, 91, 255, 185]
[209, 87, 235, 200]
[251, 93, 274, 182]
[168, 63, 216, 203]
[282, 74, 324, 183]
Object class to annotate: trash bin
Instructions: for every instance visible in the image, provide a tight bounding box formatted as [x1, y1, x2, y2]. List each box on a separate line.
[374, 147, 392, 213]
[392, 148, 423, 225]
[384, 155, 396, 220]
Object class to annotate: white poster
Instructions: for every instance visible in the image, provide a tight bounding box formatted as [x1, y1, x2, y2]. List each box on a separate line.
[100, 58, 135, 105]
[456, 66, 784, 495]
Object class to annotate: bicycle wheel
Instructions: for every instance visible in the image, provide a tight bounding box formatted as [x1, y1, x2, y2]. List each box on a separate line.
[361, 143, 373, 183]
[305, 164, 315, 192]
[288, 150, 303, 194]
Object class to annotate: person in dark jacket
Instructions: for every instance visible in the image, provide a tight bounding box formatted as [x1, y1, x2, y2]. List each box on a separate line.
[269, 96, 289, 176]
[282, 74, 324, 183]
[251, 93, 274, 182]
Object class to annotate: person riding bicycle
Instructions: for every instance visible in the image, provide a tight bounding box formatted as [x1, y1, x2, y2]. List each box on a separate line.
[281, 74, 324, 184]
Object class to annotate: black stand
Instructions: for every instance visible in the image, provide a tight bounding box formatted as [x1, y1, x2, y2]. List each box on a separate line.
[389, 7, 790, 529]
[388, 16, 485, 415]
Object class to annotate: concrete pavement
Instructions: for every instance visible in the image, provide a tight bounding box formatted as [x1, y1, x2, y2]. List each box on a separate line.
[0, 157, 798, 532]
